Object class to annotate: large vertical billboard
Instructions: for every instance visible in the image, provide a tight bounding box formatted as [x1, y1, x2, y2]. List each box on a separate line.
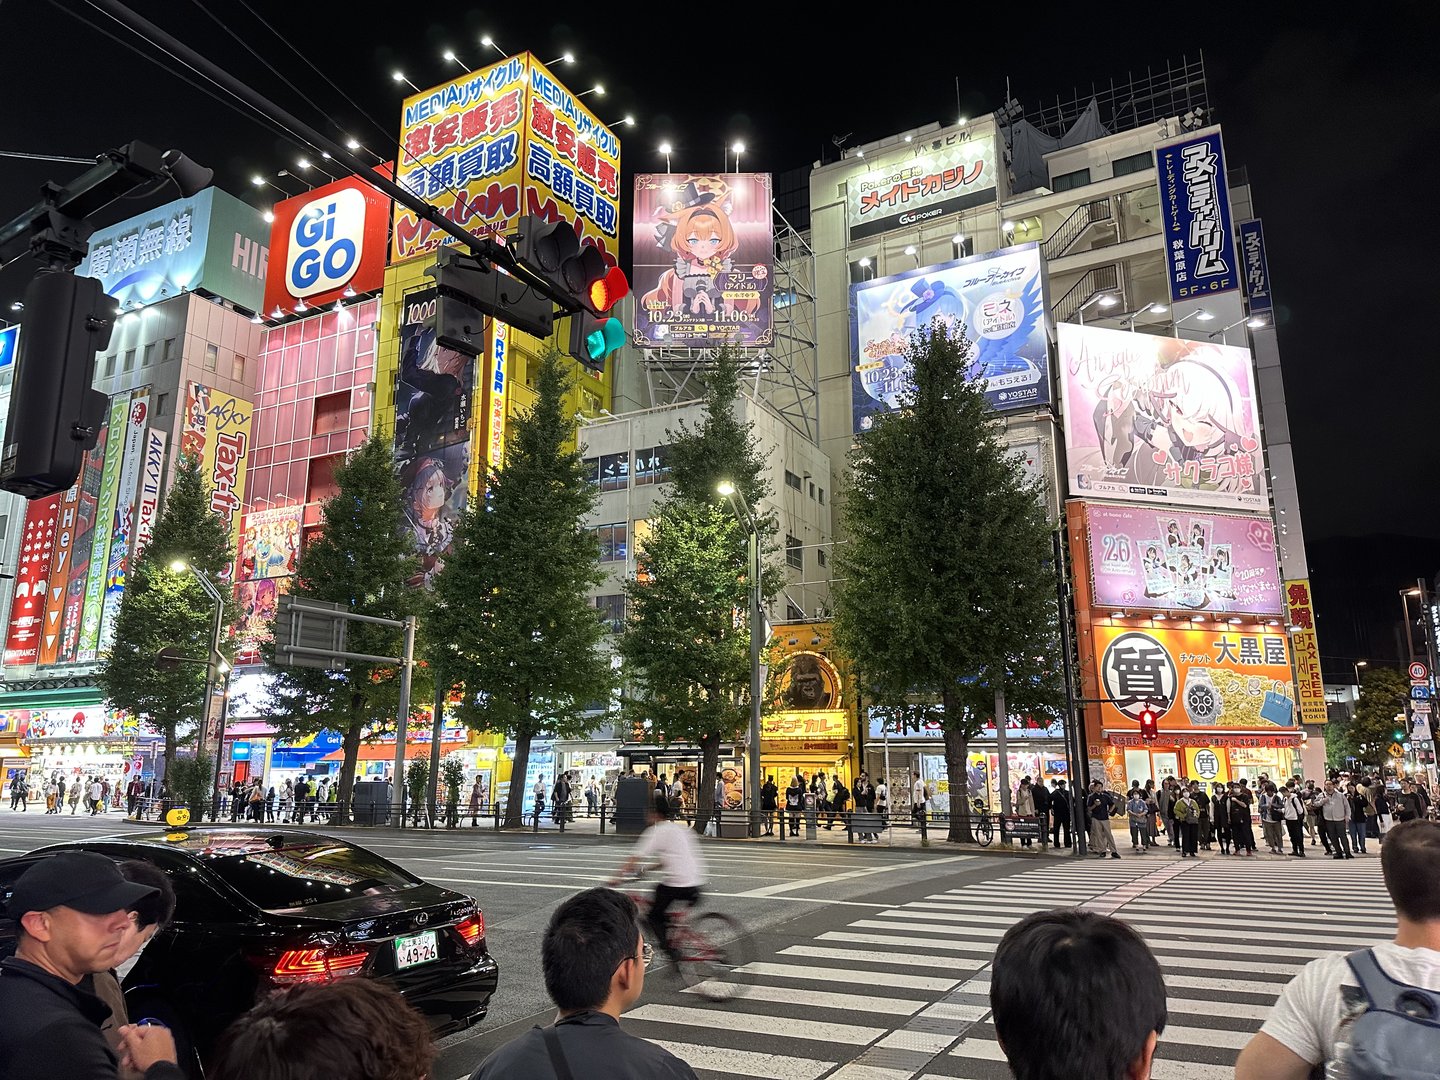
[844, 128, 998, 242]
[1238, 219, 1273, 315]
[1082, 502, 1283, 616]
[1155, 128, 1238, 303]
[631, 173, 773, 349]
[77, 392, 133, 662]
[130, 428, 168, 563]
[97, 394, 153, 654]
[264, 174, 391, 315]
[234, 505, 301, 668]
[3, 495, 59, 667]
[38, 483, 79, 666]
[1058, 322, 1268, 512]
[391, 54, 621, 266]
[851, 242, 1050, 432]
[1283, 579, 1326, 727]
[181, 382, 254, 570]
[59, 407, 112, 662]
[392, 291, 471, 588]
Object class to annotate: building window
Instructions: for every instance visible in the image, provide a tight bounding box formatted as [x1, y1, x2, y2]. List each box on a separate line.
[312, 390, 351, 436]
[818, 487, 825, 506]
[808, 481, 816, 499]
[203, 343, 218, 372]
[786, 534, 803, 570]
[597, 452, 628, 491]
[232, 354, 246, 382]
[594, 522, 628, 563]
[817, 547, 828, 568]
[122, 348, 135, 373]
[163, 337, 177, 362]
[595, 593, 624, 634]
[784, 469, 803, 491]
[102, 353, 116, 379]
[1051, 167, 1091, 192]
[786, 602, 804, 621]
[634, 445, 671, 485]
[142, 342, 156, 368]
[1112, 151, 1154, 178]
[156, 392, 169, 417]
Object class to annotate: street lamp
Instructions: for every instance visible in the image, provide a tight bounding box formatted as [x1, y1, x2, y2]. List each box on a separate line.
[717, 480, 763, 838]
[1354, 659, 1367, 694]
[169, 560, 227, 803]
[1401, 588, 1423, 660]
[1075, 291, 1118, 324]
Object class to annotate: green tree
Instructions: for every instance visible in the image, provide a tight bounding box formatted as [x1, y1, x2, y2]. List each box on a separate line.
[100, 454, 235, 788]
[264, 435, 424, 823]
[430, 348, 611, 828]
[833, 324, 1064, 843]
[1328, 667, 1410, 770]
[621, 349, 779, 834]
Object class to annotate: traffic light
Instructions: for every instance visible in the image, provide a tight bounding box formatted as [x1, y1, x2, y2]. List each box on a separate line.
[568, 310, 627, 371]
[1138, 706, 1159, 743]
[0, 271, 111, 497]
[426, 248, 553, 351]
[510, 214, 628, 368]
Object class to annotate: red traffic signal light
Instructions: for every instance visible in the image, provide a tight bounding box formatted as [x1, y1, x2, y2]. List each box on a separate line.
[587, 266, 629, 315]
[1138, 707, 1159, 742]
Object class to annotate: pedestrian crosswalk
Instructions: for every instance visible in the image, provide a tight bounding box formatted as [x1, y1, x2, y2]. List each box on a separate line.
[627, 855, 1396, 1080]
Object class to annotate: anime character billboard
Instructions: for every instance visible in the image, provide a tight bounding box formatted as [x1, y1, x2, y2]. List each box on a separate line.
[850, 243, 1050, 432]
[237, 505, 302, 582]
[398, 444, 468, 589]
[632, 174, 773, 349]
[1058, 323, 1268, 512]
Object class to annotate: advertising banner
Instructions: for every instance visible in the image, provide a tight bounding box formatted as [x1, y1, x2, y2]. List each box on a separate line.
[0, 324, 17, 372]
[392, 291, 471, 588]
[391, 55, 621, 266]
[3, 495, 60, 667]
[264, 174, 391, 315]
[74, 188, 269, 313]
[1058, 322, 1267, 511]
[60, 429, 108, 663]
[1283, 579, 1327, 726]
[1238, 219, 1273, 315]
[238, 505, 302, 582]
[867, 706, 1064, 741]
[97, 393, 152, 654]
[38, 482, 79, 666]
[631, 173, 773, 349]
[1083, 502, 1283, 615]
[484, 319, 507, 475]
[234, 576, 288, 668]
[1094, 623, 1295, 732]
[845, 128, 998, 242]
[851, 242, 1050, 432]
[130, 428, 167, 562]
[181, 382, 254, 567]
[1155, 128, 1239, 302]
[77, 392, 132, 662]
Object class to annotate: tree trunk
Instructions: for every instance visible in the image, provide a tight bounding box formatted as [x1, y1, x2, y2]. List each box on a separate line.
[335, 695, 364, 824]
[694, 733, 721, 835]
[504, 730, 532, 829]
[942, 691, 975, 843]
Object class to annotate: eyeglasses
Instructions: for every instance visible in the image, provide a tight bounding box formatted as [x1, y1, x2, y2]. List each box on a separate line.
[614, 941, 654, 976]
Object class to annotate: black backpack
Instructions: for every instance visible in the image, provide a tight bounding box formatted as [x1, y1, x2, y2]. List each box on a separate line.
[1336, 948, 1440, 1080]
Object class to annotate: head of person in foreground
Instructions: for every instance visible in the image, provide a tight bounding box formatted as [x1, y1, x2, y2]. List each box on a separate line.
[991, 908, 1166, 1080]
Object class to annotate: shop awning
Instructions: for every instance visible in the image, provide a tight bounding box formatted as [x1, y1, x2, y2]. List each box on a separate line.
[1103, 730, 1302, 748]
[618, 744, 738, 759]
[0, 684, 104, 710]
[321, 744, 459, 762]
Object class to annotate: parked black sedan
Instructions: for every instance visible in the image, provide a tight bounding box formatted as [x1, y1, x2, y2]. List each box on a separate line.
[0, 829, 499, 1075]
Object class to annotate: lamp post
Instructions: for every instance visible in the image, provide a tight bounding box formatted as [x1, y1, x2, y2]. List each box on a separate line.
[718, 480, 763, 838]
[169, 561, 226, 784]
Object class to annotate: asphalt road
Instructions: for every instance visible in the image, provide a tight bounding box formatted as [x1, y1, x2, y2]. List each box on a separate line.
[0, 809, 1396, 1080]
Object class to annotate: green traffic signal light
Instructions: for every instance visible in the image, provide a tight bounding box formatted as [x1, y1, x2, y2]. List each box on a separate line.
[583, 317, 625, 362]
[1394, 729, 1407, 742]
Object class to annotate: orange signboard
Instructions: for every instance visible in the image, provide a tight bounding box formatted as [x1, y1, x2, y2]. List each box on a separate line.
[1094, 623, 1296, 732]
[1284, 579, 1326, 726]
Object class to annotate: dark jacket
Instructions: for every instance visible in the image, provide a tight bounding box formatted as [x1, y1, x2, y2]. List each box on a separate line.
[760, 781, 778, 811]
[1033, 784, 1052, 816]
[0, 957, 184, 1080]
[470, 1010, 698, 1079]
[1050, 788, 1071, 819]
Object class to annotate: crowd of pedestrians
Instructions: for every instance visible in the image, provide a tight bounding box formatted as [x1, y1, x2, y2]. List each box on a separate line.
[6, 772, 128, 815]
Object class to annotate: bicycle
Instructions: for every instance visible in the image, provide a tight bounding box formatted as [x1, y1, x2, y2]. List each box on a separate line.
[620, 882, 755, 1002]
[970, 798, 995, 847]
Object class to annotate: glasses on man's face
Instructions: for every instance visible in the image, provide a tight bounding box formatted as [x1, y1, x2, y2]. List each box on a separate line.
[614, 940, 654, 976]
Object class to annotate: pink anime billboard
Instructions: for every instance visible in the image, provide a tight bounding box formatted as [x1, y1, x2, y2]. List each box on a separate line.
[1058, 323, 1268, 512]
[632, 173, 773, 349]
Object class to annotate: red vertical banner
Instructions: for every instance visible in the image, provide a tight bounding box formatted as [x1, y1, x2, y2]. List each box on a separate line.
[3, 495, 61, 667]
[37, 483, 80, 667]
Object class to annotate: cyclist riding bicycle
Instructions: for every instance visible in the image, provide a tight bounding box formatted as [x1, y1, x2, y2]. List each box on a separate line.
[611, 798, 708, 961]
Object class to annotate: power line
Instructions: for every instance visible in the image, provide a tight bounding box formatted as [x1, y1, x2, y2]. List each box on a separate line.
[0, 149, 97, 165]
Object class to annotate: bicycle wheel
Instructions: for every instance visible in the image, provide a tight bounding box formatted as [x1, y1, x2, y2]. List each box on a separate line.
[976, 816, 994, 847]
[676, 912, 755, 1001]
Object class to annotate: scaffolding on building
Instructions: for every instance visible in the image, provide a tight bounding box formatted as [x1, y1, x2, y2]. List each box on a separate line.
[1008, 54, 1212, 139]
[636, 207, 820, 445]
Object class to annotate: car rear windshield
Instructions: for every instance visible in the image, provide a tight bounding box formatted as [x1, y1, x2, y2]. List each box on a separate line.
[202, 842, 422, 911]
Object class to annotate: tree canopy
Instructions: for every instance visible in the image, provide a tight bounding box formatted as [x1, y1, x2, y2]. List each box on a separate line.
[1327, 666, 1410, 770]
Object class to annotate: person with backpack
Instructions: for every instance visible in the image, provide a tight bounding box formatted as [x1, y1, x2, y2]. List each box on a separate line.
[1229, 781, 1257, 856]
[1236, 819, 1440, 1080]
[1281, 783, 1308, 857]
[784, 775, 803, 837]
[826, 776, 849, 830]
[1050, 779, 1073, 850]
[1032, 778, 1052, 845]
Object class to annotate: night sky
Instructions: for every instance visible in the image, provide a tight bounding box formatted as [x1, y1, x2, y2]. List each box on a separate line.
[3, 5, 1437, 566]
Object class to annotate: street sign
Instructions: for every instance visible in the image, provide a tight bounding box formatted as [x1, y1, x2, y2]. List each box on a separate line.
[1410, 661, 1429, 681]
[1390, 743, 1406, 758]
[1412, 685, 1432, 700]
[273, 594, 348, 670]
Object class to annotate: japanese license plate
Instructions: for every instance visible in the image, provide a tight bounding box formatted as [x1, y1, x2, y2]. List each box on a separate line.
[395, 930, 439, 970]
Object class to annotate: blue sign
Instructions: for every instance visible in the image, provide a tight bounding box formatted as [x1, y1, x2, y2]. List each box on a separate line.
[0, 325, 16, 371]
[1238, 219, 1272, 314]
[1155, 131, 1239, 303]
[850, 242, 1051, 432]
[230, 741, 251, 761]
[1412, 686, 1432, 701]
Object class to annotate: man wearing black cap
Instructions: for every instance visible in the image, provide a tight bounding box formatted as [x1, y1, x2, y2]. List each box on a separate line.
[0, 851, 184, 1080]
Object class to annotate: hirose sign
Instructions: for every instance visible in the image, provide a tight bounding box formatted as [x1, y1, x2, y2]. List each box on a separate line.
[263, 174, 390, 315]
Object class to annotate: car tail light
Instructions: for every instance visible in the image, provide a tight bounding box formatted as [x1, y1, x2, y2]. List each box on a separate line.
[455, 913, 484, 947]
[270, 946, 372, 983]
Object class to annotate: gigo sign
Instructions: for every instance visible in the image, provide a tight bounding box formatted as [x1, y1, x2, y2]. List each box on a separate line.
[264, 174, 389, 315]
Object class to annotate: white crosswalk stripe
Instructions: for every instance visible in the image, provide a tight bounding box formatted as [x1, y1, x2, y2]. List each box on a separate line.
[624, 854, 1395, 1080]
